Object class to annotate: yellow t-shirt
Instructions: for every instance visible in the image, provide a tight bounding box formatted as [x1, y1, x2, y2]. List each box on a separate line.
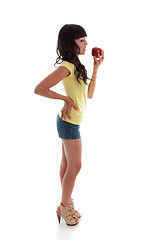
[58, 61, 89, 125]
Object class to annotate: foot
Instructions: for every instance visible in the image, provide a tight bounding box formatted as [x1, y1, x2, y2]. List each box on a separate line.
[56, 198, 82, 218]
[69, 198, 82, 218]
[56, 204, 79, 223]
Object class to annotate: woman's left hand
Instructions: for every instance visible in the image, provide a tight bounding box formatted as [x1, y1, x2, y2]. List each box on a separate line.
[93, 50, 104, 70]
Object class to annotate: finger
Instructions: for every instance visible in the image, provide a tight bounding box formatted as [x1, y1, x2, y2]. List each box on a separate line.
[102, 51, 104, 58]
[63, 110, 66, 120]
[68, 97, 78, 111]
[99, 54, 103, 64]
[98, 53, 102, 61]
[99, 53, 104, 63]
[61, 110, 63, 119]
[97, 54, 102, 64]
[73, 104, 78, 111]
[62, 109, 66, 118]
[93, 56, 98, 64]
[93, 57, 97, 65]
[67, 109, 71, 119]
[101, 51, 104, 61]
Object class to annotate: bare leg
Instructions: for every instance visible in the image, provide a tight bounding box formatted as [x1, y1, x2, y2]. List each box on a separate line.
[61, 138, 82, 206]
[59, 141, 68, 186]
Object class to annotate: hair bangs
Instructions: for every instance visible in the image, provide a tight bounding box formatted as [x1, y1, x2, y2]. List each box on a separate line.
[73, 25, 87, 40]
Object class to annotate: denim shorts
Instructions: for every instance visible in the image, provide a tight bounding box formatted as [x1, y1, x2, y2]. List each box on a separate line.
[56, 114, 81, 140]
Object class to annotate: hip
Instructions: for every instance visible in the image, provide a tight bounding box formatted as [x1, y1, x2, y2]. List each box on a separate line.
[58, 109, 85, 125]
[56, 114, 81, 139]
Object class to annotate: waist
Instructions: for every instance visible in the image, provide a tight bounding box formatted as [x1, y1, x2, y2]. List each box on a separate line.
[58, 108, 85, 125]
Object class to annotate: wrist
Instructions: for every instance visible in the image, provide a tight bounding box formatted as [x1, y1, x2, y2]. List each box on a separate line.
[64, 96, 72, 103]
[91, 73, 97, 81]
[63, 96, 68, 102]
[91, 76, 97, 82]
[93, 67, 98, 74]
[92, 75, 97, 79]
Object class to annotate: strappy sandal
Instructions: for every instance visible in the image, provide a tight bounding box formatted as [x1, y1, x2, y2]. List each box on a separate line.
[56, 202, 80, 226]
[69, 198, 82, 218]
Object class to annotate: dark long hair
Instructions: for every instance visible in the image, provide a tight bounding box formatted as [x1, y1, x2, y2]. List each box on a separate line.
[54, 24, 90, 84]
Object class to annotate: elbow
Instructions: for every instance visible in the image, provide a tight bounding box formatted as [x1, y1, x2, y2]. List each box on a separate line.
[87, 95, 93, 99]
[34, 87, 39, 94]
[34, 86, 49, 97]
[87, 90, 93, 99]
[34, 86, 43, 95]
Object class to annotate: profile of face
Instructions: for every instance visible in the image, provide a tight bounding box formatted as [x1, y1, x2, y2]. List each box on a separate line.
[75, 37, 88, 55]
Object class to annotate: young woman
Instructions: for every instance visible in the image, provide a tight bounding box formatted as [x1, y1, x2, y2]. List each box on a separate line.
[34, 24, 104, 226]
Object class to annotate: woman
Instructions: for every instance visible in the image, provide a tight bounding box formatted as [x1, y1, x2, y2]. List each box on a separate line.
[34, 24, 104, 226]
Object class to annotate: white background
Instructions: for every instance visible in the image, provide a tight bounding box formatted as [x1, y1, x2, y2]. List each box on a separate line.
[0, 0, 159, 239]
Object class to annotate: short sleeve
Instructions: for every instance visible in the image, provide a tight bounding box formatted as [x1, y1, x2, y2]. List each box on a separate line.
[60, 61, 75, 76]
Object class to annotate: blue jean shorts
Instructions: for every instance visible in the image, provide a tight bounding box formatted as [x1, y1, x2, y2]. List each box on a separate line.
[56, 114, 81, 140]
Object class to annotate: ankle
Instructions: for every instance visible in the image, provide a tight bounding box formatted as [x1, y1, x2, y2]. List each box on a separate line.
[61, 197, 72, 207]
[61, 201, 70, 207]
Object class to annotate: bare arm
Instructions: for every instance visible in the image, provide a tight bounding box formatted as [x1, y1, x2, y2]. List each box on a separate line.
[34, 66, 70, 101]
[87, 51, 104, 99]
[34, 66, 78, 117]
[87, 68, 97, 99]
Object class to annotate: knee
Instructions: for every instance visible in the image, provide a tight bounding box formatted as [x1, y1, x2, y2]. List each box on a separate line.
[61, 159, 67, 169]
[69, 162, 82, 176]
[76, 162, 82, 173]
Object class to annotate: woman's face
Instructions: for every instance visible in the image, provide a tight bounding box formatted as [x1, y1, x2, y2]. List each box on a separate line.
[75, 37, 88, 55]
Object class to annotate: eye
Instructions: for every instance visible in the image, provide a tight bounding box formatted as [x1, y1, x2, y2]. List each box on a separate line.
[80, 39, 84, 42]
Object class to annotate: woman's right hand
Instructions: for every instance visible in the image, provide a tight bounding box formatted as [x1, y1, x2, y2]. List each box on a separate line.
[61, 97, 78, 120]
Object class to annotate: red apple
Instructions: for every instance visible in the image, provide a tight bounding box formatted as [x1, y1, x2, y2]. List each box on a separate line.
[92, 47, 103, 58]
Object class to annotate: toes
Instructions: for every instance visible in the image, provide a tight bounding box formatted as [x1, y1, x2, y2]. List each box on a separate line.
[75, 217, 79, 222]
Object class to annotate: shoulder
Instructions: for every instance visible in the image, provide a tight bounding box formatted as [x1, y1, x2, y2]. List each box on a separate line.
[60, 61, 75, 75]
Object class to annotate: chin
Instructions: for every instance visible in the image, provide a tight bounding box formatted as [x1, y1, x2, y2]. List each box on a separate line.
[79, 50, 86, 55]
